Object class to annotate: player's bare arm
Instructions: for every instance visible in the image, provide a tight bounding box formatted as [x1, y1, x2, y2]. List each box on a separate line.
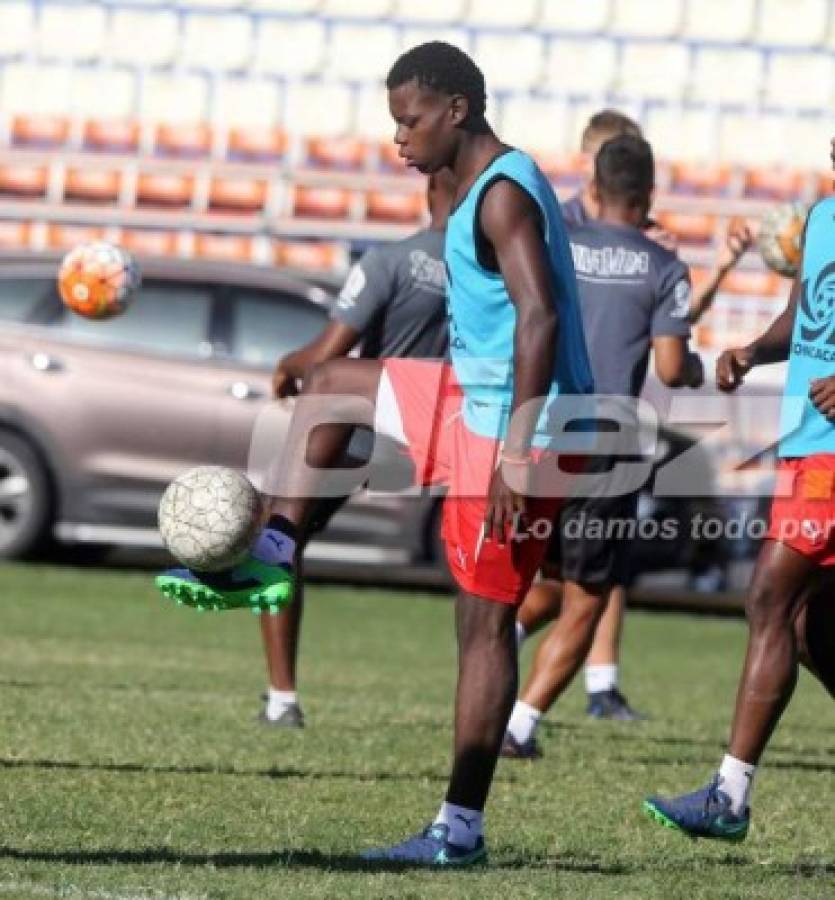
[272, 321, 360, 398]
[479, 178, 559, 543]
[652, 336, 704, 389]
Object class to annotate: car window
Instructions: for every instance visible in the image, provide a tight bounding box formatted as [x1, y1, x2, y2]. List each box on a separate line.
[56, 281, 213, 357]
[230, 291, 327, 367]
[0, 278, 52, 322]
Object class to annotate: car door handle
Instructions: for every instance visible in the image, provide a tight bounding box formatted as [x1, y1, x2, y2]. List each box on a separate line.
[228, 381, 263, 401]
[29, 352, 63, 373]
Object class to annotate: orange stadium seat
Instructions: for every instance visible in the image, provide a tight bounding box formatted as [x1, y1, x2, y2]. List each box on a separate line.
[10, 114, 70, 148]
[377, 140, 410, 172]
[275, 240, 348, 272]
[136, 172, 196, 208]
[227, 126, 286, 161]
[46, 223, 106, 250]
[0, 164, 49, 198]
[155, 123, 213, 157]
[293, 186, 353, 219]
[655, 211, 717, 245]
[366, 190, 424, 224]
[817, 171, 835, 198]
[83, 120, 141, 153]
[194, 233, 255, 262]
[0, 221, 31, 249]
[743, 167, 806, 200]
[669, 162, 732, 195]
[534, 152, 585, 185]
[121, 229, 179, 257]
[208, 175, 269, 213]
[720, 269, 784, 296]
[306, 136, 368, 170]
[64, 167, 122, 204]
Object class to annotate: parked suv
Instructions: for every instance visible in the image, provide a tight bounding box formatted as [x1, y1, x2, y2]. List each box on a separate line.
[0, 251, 435, 569]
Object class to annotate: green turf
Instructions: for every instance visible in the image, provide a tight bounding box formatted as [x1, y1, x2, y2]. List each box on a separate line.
[0, 562, 832, 899]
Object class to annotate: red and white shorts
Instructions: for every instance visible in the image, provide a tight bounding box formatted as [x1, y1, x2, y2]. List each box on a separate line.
[376, 360, 578, 605]
[767, 454, 835, 566]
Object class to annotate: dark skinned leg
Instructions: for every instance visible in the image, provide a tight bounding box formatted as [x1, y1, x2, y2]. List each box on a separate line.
[516, 577, 562, 637]
[259, 553, 305, 691]
[794, 572, 835, 699]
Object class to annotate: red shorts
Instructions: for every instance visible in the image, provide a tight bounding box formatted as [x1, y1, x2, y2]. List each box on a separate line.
[767, 454, 835, 566]
[381, 360, 575, 605]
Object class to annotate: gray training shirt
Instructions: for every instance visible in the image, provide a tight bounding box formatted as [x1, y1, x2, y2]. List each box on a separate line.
[331, 228, 448, 360]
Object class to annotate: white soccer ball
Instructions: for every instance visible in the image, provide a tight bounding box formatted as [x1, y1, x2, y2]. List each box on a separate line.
[158, 467, 263, 572]
[757, 202, 808, 278]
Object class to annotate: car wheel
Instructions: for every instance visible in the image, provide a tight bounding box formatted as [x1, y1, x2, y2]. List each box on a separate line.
[0, 430, 53, 560]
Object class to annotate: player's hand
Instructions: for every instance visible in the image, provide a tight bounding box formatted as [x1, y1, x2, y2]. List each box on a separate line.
[272, 364, 298, 399]
[718, 217, 755, 272]
[484, 464, 529, 546]
[810, 377, 835, 420]
[716, 347, 753, 392]
[685, 351, 704, 389]
[644, 222, 678, 253]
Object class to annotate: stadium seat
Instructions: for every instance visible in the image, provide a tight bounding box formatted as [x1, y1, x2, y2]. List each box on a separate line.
[390, 0, 466, 23]
[0, 2, 34, 59]
[764, 52, 834, 111]
[178, 0, 246, 8]
[10, 114, 70, 148]
[83, 120, 141, 154]
[467, 0, 539, 28]
[121, 228, 179, 256]
[71, 68, 136, 121]
[181, 14, 252, 72]
[473, 33, 545, 92]
[292, 186, 353, 218]
[327, 24, 399, 80]
[275, 239, 348, 272]
[283, 82, 354, 136]
[535, 152, 585, 187]
[64, 167, 122, 204]
[194, 234, 255, 262]
[214, 78, 280, 131]
[644, 106, 718, 163]
[140, 74, 210, 125]
[155, 123, 213, 157]
[1, 63, 71, 116]
[539, 0, 611, 32]
[377, 140, 410, 172]
[718, 112, 786, 166]
[0, 221, 31, 249]
[249, 0, 321, 11]
[691, 47, 764, 105]
[743, 166, 806, 200]
[37, 3, 106, 61]
[610, 0, 684, 37]
[227, 126, 286, 161]
[0, 164, 48, 198]
[46, 224, 106, 250]
[618, 42, 690, 101]
[669, 161, 732, 195]
[545, 38, 618, 95]
[720, 269, 783, 296]
[107, 8, 179, 67]
[321, 0, 393, 17]
[757, 0, 828, 47]
[355, 86, 395, 142]
[366, 190, 424, 223]
[306, 136, 368, 169]
[136, 172, 196, 208]
[655, 211, 717, 245]
[781, 114, 832, 171]
[398, 26, 471, 56]
[681, 0, 755, 42]
[252, 19, 326, 76]
[208, 175, 269, 212]
[498, 96, 571, 156]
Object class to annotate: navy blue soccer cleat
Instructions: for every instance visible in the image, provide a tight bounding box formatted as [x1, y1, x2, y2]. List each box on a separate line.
[643, 776, 750, 842]
[360, 824, 487, 867]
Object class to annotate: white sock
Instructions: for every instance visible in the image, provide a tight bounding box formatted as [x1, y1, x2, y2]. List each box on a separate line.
[433, 801, 483, 849]
[718, 754, 756, 815]
[266, 688, 298, 720]
[585, 664, 618, 694]
[507, 700, 542, 746]
[515, 621, 527, 648]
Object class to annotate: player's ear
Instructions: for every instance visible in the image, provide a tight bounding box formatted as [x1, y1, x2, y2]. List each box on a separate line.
[449, 94, 468, 127]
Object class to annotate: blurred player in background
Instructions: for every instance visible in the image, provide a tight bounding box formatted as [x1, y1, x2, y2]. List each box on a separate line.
[503, 134, 703, 758]
[515, 109, 754, 721]
[258, 172, 454, 728]
[644, 140, 835, 841]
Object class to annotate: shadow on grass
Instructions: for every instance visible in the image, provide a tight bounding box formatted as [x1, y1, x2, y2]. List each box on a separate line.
[0, 845, 627, 874]
[622, 755, 835, 774]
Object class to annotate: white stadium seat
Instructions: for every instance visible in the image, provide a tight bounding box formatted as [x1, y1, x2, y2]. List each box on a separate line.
[71, 68, 136, 119]
[283, 81, 354, 136]
[467, 0, 540, 28]
[610, 0, 684, 38]
[545, 38, 618, 96]
[354, 85, 395, 141]
[783, 114, 832, 170]
[391, 0, 466, 24]
[140, 73, 210, 123]
[37, 3, 106, 62]
[182, 14, 252, 72]
[178, 0, 245, 8]
[539, 0, 611, 33]
[681, 0, 755, 42]
[214, 77, 281, 127]
[399, 27, 471, 56]
[0, 2, 34, 58]
[691, 47, 764, 106]
[321, 0, 393, 17]
[253, 19, 326, 76]
[567, 99, 643, 149]
[765, 52, 834, 111]
[474, 33, 545, 93]
[498, 96, 571, 155]
[618, 42, 690, 102]
[107, 9, 179, 68]
[756, 0, 828, 47]
[326, 24, 399, 80]
[718, 111, 788, 166]
[249, 0, 321, 12]
[0, 63, 71, 115]
[644, 105, 718, 162]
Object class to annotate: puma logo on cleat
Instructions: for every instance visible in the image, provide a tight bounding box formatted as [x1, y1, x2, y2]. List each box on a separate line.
[455, 814, 477, 829]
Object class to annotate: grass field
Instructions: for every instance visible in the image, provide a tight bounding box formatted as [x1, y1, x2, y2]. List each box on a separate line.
[0, 562, 832, 900]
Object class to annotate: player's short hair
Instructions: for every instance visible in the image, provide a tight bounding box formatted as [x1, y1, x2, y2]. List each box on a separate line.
[581, 109, 642, 154]
[386, 42, 487, 132]
[594, 134, 655, 209]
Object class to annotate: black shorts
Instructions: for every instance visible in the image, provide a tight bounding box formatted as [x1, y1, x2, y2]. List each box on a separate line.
[545, 456, 640, 588]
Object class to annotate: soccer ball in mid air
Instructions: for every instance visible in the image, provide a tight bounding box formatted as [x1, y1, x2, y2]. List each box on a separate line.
[757, 202, 808, 278]
[58, 241, 141, 319]
[158, 467, 263, 572]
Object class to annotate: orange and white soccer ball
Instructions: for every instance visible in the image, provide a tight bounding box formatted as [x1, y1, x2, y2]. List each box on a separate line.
[757, 202, 808, 279]
[57, 242, 141, 319]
